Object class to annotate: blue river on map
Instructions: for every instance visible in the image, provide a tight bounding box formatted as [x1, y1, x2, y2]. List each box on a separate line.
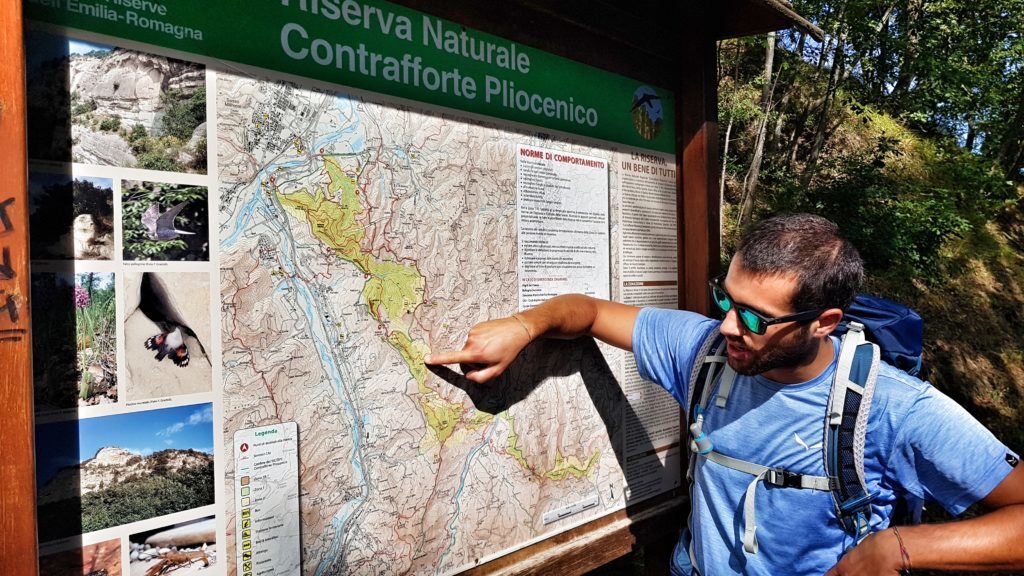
[221, 97, 407, 573]
[221, 158, 306, 249]
[436, 421, 500, 573]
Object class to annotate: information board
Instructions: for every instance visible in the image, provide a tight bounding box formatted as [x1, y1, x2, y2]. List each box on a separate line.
[25, 1, 683, 574]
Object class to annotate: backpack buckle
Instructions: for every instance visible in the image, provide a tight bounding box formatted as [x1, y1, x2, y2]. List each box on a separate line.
[766, 468, 801, 488]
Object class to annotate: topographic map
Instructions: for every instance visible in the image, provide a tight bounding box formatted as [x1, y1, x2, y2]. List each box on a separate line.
[217, 73, 635, 575]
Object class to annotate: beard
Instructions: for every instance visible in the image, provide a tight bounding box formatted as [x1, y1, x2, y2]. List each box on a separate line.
[727, 325, 818, 376]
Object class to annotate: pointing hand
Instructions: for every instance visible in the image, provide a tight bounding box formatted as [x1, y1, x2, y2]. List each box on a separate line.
[424, 315, 534, 384]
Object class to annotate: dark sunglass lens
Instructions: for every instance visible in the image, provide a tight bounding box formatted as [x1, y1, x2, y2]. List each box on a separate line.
[738, 308, 766, 334]
[711, 286, 732, 312]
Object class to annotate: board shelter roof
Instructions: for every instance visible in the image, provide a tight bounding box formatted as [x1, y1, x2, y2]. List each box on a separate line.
[394, 0, 823, 88]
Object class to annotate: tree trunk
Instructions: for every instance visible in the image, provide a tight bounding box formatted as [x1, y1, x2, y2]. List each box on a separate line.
[965, 116, 976, 152]
[769, 88, 793, 152]
[874, 4, 896, 99]
[997, 88, 1024, 179]
[738, 32, 776, 229]
[720, 115, 734, 236]
[802, 15, 848, 187]
[890, 0, 924, 101]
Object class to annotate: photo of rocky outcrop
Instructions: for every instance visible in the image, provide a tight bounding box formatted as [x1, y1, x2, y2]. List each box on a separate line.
[123, 271, 212, 400]
[130, 516, 216, 576]
[35, 404, 215, 542]
[39, 538, 122, 576]
[29, 172, 115, 260]
[122, 180, 209, 261]
[26, 31, 207, 174]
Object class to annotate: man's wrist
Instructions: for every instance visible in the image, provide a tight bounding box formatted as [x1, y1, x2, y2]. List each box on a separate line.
[891, 526, 912, 575]
[511, 313, 534, 341]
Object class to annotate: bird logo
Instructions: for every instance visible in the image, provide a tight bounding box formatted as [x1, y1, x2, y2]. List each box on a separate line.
[630, 91, 661, 112]
[794, 433, 823, 451]
[141, 201, 196, 241]
[630, 85, 664, 140]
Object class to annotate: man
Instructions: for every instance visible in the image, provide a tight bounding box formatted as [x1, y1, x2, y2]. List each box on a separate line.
[425, 214, 1024, 575]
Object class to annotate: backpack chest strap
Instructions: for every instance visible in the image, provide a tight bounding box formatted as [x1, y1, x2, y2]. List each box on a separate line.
[704, 451, 833, 490]
[697, 448, 832, 553]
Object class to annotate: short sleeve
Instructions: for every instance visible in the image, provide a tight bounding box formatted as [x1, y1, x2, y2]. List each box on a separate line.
[884, 384, 1019, 515]
[632, 307, 718, 406]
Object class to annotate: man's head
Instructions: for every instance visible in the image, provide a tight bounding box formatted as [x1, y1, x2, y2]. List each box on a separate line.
[716, 214, 863, 381]
[736, 213, 863, 313]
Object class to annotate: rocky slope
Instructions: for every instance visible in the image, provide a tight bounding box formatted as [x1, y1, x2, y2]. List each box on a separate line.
[38, 446, 212, 505]
[27, 44, 205, 166]
[67, 49, 204, 132]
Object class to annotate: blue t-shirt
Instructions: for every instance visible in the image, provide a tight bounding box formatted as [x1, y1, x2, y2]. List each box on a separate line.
[632, 307, 1018, 575]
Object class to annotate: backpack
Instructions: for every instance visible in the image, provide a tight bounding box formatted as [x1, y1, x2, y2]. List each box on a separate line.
[684, 295, 924, 558]
[835, 294, 923, 377]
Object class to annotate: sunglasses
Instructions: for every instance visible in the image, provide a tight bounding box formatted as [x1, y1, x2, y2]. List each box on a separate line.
[708, 274, 824, 335]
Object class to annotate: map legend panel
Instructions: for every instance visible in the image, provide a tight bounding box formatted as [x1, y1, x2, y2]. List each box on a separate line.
[235, 422, 300, 576]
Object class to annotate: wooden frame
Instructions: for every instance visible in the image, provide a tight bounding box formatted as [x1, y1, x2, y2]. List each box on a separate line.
[0, 2, 817, 574]
[0, 1, 38, 575]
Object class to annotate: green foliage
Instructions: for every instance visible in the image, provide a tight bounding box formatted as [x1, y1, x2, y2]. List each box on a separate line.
[190, 136, 208, 172]
[719, 77, 763, 126]
[720, 4, 1024, 521]
[127, 123, 147, 143]
[98, 116, 120, 132]
[74, 272, 116, 401]
[161, 86, 206, 140]
[132, 134, 193, 172]
[718, 0, 1023, 273]
[79, 369, 93, 400]
[70, 96, 97, 117]
[136, 150, 181, 172]
[36, 461, 215, 541]
[764, 115, 1015, 280]
[130, 134, 152, 156]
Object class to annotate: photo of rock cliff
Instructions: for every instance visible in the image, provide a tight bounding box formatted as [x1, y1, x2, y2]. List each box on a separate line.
[29, 172, 115, 260]
[26, 30, 207, 174]
[34, 404, 215, 543]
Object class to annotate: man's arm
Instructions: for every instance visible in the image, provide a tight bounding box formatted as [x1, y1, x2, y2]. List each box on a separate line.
[423, 294, 640, 383]
[826, 465, 1024, 575]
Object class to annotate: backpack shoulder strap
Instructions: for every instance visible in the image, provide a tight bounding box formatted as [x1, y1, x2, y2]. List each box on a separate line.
[683, 326, 727, 568]
[686, 327, 728, 480]
[686, 326, 727, 420]
[824, 321, 880, 539]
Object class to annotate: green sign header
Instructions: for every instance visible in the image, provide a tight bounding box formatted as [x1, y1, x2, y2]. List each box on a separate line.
[25, 0, 676, 153]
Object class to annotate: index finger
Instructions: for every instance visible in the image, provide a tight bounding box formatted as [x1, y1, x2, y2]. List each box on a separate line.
[424, 349, 478, 366]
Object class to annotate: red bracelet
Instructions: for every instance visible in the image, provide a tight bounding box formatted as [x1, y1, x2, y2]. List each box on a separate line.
[891, 526, 912, 575]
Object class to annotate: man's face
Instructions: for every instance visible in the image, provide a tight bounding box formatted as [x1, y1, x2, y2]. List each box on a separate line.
[717, 262, 819, 378]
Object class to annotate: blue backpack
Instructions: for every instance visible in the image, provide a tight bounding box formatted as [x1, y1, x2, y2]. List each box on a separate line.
[684, 294, 924, 559]
[835, 294, 923, 377]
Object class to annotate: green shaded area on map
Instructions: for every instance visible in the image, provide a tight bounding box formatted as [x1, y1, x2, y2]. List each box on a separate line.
[278, 157, 596, 473]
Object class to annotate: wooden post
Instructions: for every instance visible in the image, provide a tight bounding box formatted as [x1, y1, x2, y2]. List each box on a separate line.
[678, 2, 721, 314]
[0, 1, 39, 575]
